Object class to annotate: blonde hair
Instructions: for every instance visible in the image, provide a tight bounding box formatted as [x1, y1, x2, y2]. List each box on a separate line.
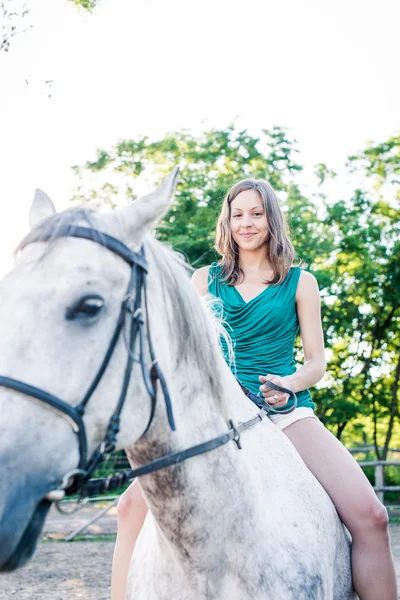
[215, 179, 295, 285]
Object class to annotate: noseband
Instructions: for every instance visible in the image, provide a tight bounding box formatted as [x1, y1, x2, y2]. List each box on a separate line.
[0, 225, 297, 499]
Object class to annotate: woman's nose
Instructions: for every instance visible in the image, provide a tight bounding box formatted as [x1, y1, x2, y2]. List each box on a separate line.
[242, 215, 253, 226]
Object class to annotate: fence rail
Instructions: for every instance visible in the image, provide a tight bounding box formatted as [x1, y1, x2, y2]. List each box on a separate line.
[59, 452, 400, 541]
[357, 460, 400, 503]
[349, 446, 400, 454]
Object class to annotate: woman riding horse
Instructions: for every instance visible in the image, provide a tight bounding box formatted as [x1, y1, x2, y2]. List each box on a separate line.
[112, 178, 397, 600]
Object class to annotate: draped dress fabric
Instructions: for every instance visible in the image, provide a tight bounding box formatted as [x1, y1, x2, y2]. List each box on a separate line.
[208, 263, 314, 411]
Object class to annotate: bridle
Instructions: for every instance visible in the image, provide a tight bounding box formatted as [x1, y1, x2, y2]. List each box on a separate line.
[0, 224, 297, 500]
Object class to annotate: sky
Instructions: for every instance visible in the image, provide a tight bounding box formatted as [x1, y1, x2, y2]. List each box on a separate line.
[0, 0, 399, 275]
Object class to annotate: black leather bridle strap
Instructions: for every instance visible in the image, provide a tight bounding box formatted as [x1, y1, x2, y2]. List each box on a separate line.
[82, 409, 268, 496]
[120, 257, 160, 438]
[80, 258, 155, 480]
[77, 311, 125, 412]
[142, 274, 176, 432]
[20, 225, 148, 272]
[80, 376, 300, 497]
[0, 376, 88, 468]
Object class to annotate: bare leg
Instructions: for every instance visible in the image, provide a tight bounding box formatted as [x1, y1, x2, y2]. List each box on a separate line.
[111, 480, 148, 600]
[284, 417, 397, 600]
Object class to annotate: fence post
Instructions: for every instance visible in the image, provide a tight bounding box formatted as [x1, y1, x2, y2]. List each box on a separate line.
[375, 463, 384, 504]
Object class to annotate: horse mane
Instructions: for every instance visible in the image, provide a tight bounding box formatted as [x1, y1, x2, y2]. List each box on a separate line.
[15, 208, 99, 256]
[16, 206, 228, 405]
[143, 234, 228, 402]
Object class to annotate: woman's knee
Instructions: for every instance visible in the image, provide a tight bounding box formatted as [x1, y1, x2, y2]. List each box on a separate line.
[348, 496, 389, 537]
[117, 482, 147, 521]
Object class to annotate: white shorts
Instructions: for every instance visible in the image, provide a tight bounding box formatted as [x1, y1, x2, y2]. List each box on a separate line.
[268, 406, 319, 431]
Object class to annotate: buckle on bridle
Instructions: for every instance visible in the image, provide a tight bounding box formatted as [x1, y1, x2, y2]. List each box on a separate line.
[44, 468, 86, 502]
[122, 294, 143, 320]
[60, 468, 86, 490]
[229, 419, 242, 450]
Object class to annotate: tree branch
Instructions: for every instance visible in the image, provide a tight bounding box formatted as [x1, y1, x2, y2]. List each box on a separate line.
[0, 0, 31, 53]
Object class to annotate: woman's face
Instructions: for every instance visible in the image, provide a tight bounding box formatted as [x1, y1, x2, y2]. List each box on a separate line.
[229, 189, 269, 251]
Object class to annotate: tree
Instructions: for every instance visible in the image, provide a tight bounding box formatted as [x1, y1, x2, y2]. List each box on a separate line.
[348, 134, 400, 189]
[0, 0, 30, 53]
[312, 138, 400, 454]
[0, 0, 99, 55]
[67, 0, 100, 12]
[71, 126, 400, 454]
[72, 125, 303, 265]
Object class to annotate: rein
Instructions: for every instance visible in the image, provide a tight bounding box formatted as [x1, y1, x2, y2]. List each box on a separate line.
[77, 409, 270, 497]
[0, 225, 297, 500]
[82, 382, 297, 498]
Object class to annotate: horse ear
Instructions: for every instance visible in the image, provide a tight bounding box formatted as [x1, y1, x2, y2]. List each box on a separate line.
[134, 166, 180, 226]
[29, 189, 57, 229]
[108, 167, 180, 239]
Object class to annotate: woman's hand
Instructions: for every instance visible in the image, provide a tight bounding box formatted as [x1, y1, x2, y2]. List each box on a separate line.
[259, 374, 290, 408]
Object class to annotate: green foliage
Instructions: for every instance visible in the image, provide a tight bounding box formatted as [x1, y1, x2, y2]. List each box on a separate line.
[67, 0, 101, 12]
[311, 138, 400, 452]
[72, 125, 302, 265]
[314, 163, 337, 186]
[71, 126, 400, 455]
[348, 134, 400, 189]
[1, 0, 98, 55]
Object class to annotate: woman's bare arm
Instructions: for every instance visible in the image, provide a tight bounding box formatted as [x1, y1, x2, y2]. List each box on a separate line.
[260, 270, 326, 404]
[285, 270, 327, 392]
[191, 266, 210, 296]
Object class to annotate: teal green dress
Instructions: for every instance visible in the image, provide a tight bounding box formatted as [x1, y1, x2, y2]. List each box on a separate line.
[208, 263, 314, 411]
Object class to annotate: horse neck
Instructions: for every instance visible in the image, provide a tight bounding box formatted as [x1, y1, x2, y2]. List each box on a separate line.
[127, 362, 262, 572]
[132, 244, 253, 446]
[130, 252, 256, 457]
[126, 265, 262, 563]
[129, 339, 252, 463]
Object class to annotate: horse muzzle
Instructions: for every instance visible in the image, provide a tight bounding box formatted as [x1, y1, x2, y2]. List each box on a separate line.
[0, 475, 56, 572]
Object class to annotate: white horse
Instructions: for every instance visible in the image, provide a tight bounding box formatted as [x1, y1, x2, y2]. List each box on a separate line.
[0, 169, 355, 599]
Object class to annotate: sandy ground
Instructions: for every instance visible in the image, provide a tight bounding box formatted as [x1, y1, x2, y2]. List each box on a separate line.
[0, 503, 399, 599]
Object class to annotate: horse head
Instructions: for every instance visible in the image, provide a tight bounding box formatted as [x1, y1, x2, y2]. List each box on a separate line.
[0, 168, 182, 571]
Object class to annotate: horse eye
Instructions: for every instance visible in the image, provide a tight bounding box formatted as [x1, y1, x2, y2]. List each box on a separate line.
[66, 295, 105, 321]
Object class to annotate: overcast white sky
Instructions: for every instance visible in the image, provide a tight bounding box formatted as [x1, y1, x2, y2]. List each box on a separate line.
[0, 0, 399, 274]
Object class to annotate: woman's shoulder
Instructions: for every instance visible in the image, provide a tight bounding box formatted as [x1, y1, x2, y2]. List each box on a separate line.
[297, 268, 318, 285]
[191, 265, 211, 296]
[288, 265, 317, 283]
[296, 268, 320, 298]
[192, 263, 224, 296]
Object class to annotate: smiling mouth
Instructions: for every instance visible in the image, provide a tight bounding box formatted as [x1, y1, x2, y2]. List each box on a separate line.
[240, 233, 256, 238]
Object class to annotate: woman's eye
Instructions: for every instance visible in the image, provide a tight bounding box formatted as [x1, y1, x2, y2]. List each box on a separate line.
[232, 214, 241, 218]
[253, 212, 263, 217]
[66, 295, 105, 321]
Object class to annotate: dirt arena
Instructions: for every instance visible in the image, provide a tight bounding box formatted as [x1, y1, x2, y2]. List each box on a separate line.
[1, 503, 399, 599]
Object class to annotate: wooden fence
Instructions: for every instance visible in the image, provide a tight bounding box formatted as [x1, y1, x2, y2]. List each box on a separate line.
[349, 446, 400, 504]
[60, 446, 400, 540]
[356, 461, 400, 503]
